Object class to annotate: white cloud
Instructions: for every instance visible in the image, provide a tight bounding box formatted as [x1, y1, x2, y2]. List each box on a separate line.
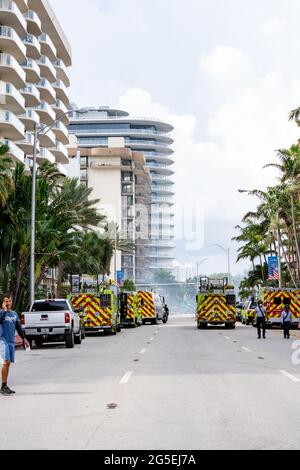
[199, 46, 252, 95]
[264, 18, 288, 36]
[116, 44, 300, 274]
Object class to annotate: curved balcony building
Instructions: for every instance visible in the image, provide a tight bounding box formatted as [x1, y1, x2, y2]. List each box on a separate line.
[0, 0, 72, 173]
[69, 107, 175, 280]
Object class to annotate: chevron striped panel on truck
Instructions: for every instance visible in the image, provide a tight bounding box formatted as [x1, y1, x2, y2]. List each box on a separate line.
[138, 291, 155, 319]
[70, 295, 102, 328]
[264, 290, 300, 320]
[126, 295, 135, 319]
[70, 294, 112, 328]
[198, 296, 235, 323]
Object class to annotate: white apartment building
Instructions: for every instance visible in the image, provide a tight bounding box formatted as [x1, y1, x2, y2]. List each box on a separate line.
[69, 107, 175, 280]
[0, 0, 72, 175]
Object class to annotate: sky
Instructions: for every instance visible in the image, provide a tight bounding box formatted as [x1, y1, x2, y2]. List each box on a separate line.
[51, 0, 300, 276]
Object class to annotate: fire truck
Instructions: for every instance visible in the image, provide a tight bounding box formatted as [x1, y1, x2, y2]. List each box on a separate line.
[196, 277, 236, 329]
[138, 291, 165, 325]
[69, 282, 121, 335]
[119, 292, 143, 328]
[258, 288, 300, 328]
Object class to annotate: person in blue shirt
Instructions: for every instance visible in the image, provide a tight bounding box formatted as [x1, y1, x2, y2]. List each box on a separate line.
[0, 293, 30, 396]
[281, 304, 293, 340]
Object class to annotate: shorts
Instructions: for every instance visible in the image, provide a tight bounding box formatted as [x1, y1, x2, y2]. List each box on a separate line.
[0, 340, 15, 364]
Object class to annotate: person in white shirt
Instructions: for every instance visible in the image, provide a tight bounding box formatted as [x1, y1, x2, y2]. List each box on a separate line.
[282, 305, 293, 339]
[255, 300, 266, 339]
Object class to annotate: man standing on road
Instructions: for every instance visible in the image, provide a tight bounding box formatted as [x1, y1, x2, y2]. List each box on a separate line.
[0, 293, 30, 396]
[282, 304, 293, 340]
[255, 300, 266, 339]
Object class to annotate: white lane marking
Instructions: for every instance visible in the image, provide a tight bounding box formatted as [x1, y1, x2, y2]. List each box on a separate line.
[150, 337, 154, 341]
[279, 370, 300, 383]
[224, 336, 231, 340]
[140, 348, 147, 354]
[242, 347, 252, 353]
[119, 371, 133, 384]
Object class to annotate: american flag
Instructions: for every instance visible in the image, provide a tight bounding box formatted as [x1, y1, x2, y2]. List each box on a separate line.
[268, 257, 279, 280]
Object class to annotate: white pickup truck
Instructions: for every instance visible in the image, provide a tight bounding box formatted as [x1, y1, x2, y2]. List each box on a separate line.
[21, 299, 83, 349]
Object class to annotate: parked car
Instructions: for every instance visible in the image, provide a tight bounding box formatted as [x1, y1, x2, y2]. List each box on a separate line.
[21, 299, 84, 349]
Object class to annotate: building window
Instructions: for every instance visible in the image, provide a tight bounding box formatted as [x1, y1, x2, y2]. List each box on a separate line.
[80, 156, 88, 168]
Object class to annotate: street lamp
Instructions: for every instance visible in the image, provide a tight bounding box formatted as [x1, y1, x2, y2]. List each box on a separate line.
[30, 108, 87, 305]
[212, 244, 231, 283]
[238, 188, 283, 289]
[196, 258, 208, 283]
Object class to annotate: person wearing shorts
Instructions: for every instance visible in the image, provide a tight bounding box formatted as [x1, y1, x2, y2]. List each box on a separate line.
[0, 293, 30, 396]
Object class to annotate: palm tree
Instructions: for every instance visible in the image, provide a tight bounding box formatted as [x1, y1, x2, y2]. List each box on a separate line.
[0, 144, 14, 207]
[264, 145, 300, 284]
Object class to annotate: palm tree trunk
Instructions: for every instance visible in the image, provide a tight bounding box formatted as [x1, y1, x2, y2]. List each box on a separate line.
[291, 195, 300, 283]
[57, 261, 65, 297]
[279, 228, 297, 288]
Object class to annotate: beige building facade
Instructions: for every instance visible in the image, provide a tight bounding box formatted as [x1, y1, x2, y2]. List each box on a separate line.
[79, 146, 151, 282]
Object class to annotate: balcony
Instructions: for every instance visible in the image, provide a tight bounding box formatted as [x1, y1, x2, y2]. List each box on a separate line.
[21, 59, 40, 83]
[23, 34, 41, 59]
[0, 0, 27, 37]
[37, 147, 55, 165]
[52, 100, 69, 125]
[36, 101, 56, 125]
[56, 163, 68, 177]
[24, 10, 42, 37]
[151, 196, 174, 205]
[38, 34, 57, 62]
[0, 53, 26, 89]
[19, 108, 39, 131]
[16, 132, 38, 154]
[0, 26, 27, 63]
[52, 120, 69, 145]
[0, 82, 26, 115]
[1, 138, 24, 163]
[51, 141, 69, 164]
[53, 80, 69, 106]
[54, 59, 70, 87]
[0, 110, 25, 140]
[37, 56, 56, 83]
[39, 128, 55, 148]
[37, 79, 56, 105]
[20, 84, 40, 107]
[14, 0, 27, 13]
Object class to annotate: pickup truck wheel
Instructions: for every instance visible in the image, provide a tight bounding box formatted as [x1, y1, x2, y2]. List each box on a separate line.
[66, 330, 75, 349]
[74, 329, 82, 345]
[34, 338, 43, 348]
[117, 324, 121, 333]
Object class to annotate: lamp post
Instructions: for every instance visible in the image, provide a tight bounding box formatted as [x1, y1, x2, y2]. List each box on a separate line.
[238, 189, 283, 289]
[213, 244, 231, 283]
[196, 258, 208, 283]
[30, 109, 87, 305]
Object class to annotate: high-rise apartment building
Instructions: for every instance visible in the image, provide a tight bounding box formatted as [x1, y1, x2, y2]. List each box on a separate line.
[0, 0, 72, 174]
[69, 107, 175, 280]
[79, 146, 151, 282]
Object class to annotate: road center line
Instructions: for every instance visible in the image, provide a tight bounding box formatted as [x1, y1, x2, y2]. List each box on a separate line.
[242, 347, 252, 353]
[150, 337, 154, 341]
[224, 336, 231, 340]
[279, 370, 300, 383]
[140, 348, 147, 354]
[119, 371, 133, 385]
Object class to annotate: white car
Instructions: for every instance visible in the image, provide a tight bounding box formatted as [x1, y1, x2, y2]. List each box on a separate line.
[21, 299, 83, 349]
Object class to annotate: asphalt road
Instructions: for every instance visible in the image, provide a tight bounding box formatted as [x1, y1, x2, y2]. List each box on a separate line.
[1, 316, 300, 450]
